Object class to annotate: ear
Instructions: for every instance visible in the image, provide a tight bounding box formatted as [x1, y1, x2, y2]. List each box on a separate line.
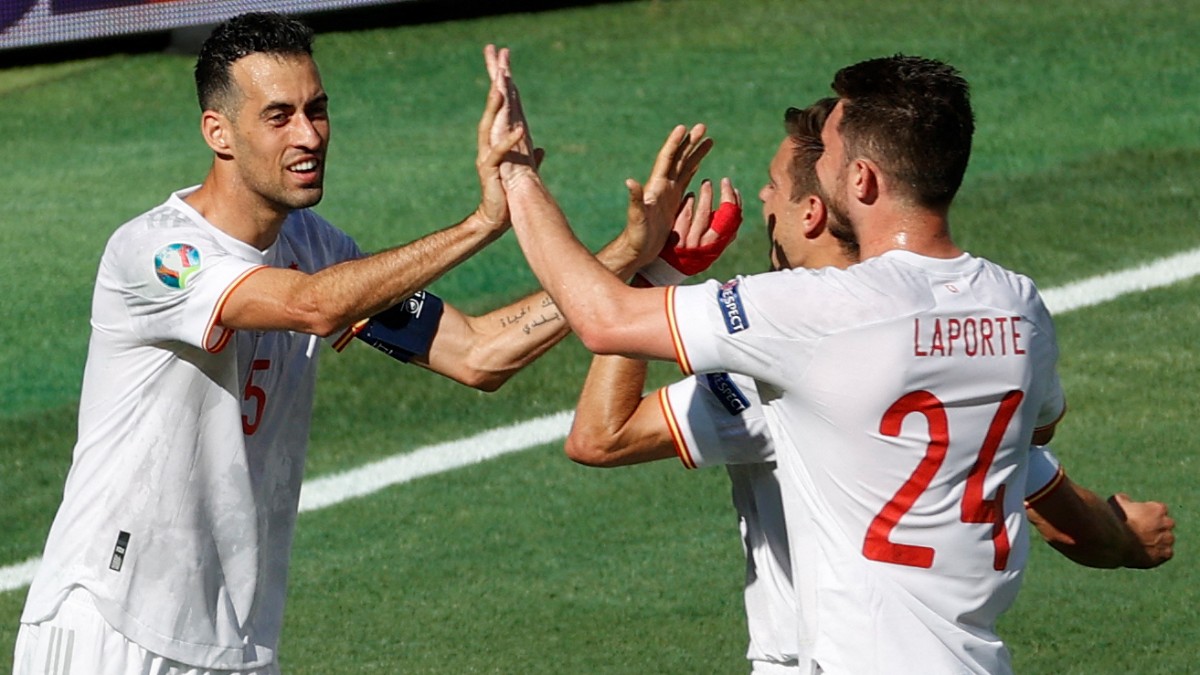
[801, 194, 827, 239]
[200, 110, 234, 157]
[851, 159, 880, 205]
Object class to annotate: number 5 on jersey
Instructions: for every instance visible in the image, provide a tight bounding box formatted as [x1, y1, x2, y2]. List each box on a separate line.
[243, 358, 271, 435]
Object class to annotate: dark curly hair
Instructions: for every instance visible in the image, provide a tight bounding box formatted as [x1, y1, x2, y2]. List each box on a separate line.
[194, 12, 315, 114]
[831, 55, 974, 209]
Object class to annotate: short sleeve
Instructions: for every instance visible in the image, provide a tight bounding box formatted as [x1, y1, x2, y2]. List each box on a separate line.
[1024, 445, 1065, 504]
[1034, 371, 1067, 432]
[658, 372, 774, 469]
[104, 224, 263, 352]
[667, 277, 811, 388]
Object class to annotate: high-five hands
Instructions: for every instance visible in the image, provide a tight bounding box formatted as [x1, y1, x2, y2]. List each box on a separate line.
[637, 175, 742, 287]
[483, 45, 538, 182]
[622, 124, 717, 271]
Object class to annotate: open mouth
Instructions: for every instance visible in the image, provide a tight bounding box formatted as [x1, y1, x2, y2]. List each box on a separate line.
[287, 158, 321, 176]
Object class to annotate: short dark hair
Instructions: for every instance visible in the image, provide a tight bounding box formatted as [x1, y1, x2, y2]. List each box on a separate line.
[194, 12, 315, 113]
[785, 97, 859, 261]
[831, 55, 974, 208]
[784, 97, 837, 202]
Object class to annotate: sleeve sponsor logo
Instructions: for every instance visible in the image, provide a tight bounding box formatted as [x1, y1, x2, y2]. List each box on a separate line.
[717, 279, 749, 333]
[704, 372, 751, 416]
[154, 242, 202, 289]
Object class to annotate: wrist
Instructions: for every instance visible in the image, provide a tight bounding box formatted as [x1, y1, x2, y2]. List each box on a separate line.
[636, 257, 688, 287]
[499, 164, 540, 190]
[469, 207, 508, 236]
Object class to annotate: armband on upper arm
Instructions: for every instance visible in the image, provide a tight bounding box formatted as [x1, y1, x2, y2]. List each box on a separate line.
[332, 291, 445, 363]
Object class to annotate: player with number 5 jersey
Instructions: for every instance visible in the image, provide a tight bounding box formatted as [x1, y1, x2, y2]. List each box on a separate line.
[15, 15, 687, 675]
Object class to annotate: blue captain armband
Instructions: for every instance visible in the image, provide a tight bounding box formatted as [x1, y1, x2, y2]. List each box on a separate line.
[332, 290, 444, 362]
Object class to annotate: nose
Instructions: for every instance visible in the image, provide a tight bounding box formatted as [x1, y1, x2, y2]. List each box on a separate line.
[758, 184, 770, 203]
[291, 113, 326, 149]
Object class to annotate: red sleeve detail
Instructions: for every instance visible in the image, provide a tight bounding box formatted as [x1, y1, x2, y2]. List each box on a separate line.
[657, 387, 697, 469]
[1024, 466, 1066, 508]
[665, 286, 694, 375]
[203, 265, 269, 354]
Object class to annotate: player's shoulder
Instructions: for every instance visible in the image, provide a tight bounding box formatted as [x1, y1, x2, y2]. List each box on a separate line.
[963, 254, 1053, 320]
[100, 189, 239, 290]
[107, 189, 216, 249]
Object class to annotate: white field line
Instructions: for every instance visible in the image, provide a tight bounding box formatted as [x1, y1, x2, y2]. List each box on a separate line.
[4, 248, 1199, 594]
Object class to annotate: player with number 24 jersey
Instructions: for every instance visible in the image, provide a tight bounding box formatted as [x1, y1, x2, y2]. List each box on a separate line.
[667, 251, 1065, 674]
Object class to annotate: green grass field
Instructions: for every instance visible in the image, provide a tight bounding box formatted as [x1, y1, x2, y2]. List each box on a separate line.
[2, 0, 1198, 672]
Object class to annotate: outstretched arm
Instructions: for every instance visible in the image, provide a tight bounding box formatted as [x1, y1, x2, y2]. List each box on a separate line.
[568, 179, 743, 465]
[1027, 476, 1175, 569]
[486, 46, 707, 361]
[409, 233, 646, 391]
[408, 78, 723, 390]
[219, 69, 521, 337]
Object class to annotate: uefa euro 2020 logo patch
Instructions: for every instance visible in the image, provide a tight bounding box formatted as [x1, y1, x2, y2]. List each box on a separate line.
[154, 243, 202, 289]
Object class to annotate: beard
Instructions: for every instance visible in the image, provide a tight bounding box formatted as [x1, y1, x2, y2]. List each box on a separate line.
[815, 170, 858, 252]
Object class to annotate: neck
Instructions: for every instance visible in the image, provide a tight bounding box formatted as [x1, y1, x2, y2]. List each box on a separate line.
[183, 169, 288, 251]
[853, 204, 962, 261]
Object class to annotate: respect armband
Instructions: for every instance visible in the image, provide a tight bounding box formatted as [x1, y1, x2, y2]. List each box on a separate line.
[332, 290, 445, 363]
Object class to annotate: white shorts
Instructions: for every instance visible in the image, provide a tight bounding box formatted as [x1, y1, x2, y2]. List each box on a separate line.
[12, 588, 281, 675]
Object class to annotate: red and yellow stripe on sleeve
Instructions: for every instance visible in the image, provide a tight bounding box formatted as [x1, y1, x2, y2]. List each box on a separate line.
[656, 387, 697, 470]
[204, 265, 268, 353]
[665, 286, 694, 375]
[1024, 464, 1066, 508]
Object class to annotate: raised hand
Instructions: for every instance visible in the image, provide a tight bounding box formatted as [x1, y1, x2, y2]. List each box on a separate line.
[636, 174, 742, 286]
[473, 68, 515, 231]
[483, 44, 537, 181]
[622, 125, 716, 272]
[662, 176, 742, 275]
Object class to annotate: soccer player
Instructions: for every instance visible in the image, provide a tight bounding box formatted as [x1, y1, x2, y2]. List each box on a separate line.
[568, 98, 1174, 674]
[11, 14, 705, 675]
[486, 48, 1121, 672]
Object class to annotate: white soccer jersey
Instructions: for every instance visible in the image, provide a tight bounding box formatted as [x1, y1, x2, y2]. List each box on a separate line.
[21, 187, 362, 669]
[659, 373, 798, 669]
[667, 250, 1065, 675]
[658, 373, 1066, 672]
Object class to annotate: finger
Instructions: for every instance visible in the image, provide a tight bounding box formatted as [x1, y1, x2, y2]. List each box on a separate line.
[710, 200, 744, 238]
[673, 193, 695, 242]
[689, 180, 714, 248]
[719, 177, 738, 205]
[677, 139, 712, 190]
[484, 125, 527, 168]
[477, 83, 504, 160]
[501, 73, 533, 151]
[649, 125, 689, 181]
[484, 44, 499, 81]
[625, 178, 647, 225]
[626, 178, 646, 207]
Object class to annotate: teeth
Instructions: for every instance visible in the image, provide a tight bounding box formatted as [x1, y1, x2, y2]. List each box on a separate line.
[290, 160, 317, 171]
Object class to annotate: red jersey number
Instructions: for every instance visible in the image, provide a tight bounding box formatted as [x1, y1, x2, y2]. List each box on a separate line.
[864, 389, 1023, 570]
[242, 358, 271, 435]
